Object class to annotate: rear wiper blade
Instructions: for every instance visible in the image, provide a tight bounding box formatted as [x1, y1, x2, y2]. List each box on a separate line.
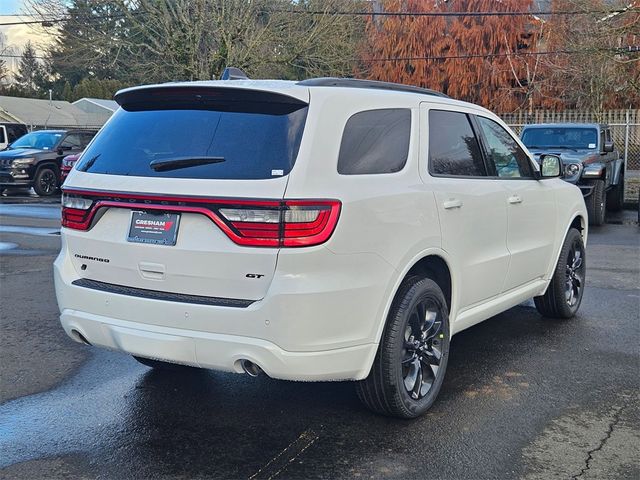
[149, 156, 225, 172]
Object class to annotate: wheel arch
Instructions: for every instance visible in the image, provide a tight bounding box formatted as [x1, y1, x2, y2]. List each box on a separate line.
[35, 160, 60, 175]
[544, 212, 587, 290]
[371, 249, 456, 350]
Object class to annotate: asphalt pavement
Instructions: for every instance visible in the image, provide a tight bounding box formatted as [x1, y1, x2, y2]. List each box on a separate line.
[0, 201, 638, 480]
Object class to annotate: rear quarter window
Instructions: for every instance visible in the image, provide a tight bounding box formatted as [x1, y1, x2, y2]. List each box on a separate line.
[337, 109, 411, 175]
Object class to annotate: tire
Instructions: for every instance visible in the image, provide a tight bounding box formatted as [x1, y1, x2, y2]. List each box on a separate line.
[356, 276, 450, 419]
[534, 228, 586, 319]
[133, 356, 196, 370]
[606, 171, 624, 212]
[32, 166, 59, 197]
[585, 179, 606, 226]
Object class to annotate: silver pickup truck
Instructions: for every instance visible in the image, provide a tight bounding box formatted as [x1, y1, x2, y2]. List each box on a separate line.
[521, 123, 625, 225]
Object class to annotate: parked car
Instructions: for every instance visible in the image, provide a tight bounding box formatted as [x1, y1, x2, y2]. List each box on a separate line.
[0, 129, 96, 196]
[521, 123, 625, 225]
[0, 123, 28, 151]
[61, 153, 82, 181]
[56, 76, 587, 418]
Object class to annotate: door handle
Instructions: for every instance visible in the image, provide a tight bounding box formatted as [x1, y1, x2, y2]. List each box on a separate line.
[443, 198, 463, 210]
[508, 195, 523, 204]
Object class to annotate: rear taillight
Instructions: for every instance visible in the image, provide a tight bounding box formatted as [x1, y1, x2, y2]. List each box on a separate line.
[217, 200, 341, 247]
[61, 190, 341, 248]
[61, 193, 94, 230]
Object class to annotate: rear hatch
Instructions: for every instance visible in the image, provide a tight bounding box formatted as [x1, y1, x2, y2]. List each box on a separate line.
[61, 84, 311, 302]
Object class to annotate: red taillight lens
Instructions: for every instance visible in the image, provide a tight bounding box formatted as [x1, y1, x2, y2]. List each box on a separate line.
[61, 193, 94, 230]
[217, 200, 341, 247]
[60, 190, 341, 248]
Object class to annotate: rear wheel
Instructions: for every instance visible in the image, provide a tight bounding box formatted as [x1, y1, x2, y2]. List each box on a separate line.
[585, 179, 606, 226]
[534, 228, 586, 319]
[133, 356, 196, 371]
[606, 170, 624, 212]
[356, 277, 450, 418]
[33, 166, 59, 197]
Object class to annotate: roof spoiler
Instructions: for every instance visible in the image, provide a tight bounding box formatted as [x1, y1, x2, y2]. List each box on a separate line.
[220, 67, 249, 81]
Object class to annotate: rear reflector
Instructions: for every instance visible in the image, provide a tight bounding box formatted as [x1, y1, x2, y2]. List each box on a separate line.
[61, 190, 341, 248]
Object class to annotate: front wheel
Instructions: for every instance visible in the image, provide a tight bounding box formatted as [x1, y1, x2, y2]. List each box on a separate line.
[356, 277, 450, 418]
[585, 179, 606, 226]
[534, 228, 586, 319]
[33, 166, 59, 197]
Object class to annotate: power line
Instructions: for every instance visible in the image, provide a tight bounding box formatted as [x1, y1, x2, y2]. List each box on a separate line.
[364, 47, 640, 62]
[0, 11, 143, 27]
[0, 7, 637, 27]
[275, 8, 639, 18]
[1, 47, 637, 63]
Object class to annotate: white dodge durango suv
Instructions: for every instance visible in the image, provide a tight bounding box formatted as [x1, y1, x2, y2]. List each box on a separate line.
[55, 77, 587, 418]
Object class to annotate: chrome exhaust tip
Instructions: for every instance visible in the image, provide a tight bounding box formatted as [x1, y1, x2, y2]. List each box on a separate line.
[71, 329, 92, 346]
[240, 359, 263, 377]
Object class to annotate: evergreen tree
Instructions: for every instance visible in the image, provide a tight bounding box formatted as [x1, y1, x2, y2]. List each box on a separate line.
[14, 41, 47, 96]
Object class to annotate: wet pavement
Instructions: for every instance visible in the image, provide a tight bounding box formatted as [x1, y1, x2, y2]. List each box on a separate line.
[0, 203, 638, 480]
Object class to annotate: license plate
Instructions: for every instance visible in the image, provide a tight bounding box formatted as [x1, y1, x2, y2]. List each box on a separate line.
[127, 211, 180, 246]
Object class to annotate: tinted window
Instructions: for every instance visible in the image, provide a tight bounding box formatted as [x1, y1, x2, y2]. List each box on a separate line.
[61, 133, 82, 149]
[77, 101, 308, 180]
[10, 131, 62, 150]
[80, 132, 95, 148]
[477, 116, 532, 178]
[428, 110, 486, 177]
[0, 128, 5, 144]
[338, 109, 410, 175]
[521, 127, 598, 150]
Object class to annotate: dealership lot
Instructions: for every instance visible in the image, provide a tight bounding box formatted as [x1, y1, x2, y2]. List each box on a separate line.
[0, 200, 638, 480]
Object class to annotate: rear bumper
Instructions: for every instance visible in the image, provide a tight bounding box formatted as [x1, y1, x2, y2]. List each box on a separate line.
[60, 309, 376, 381]
[54, 237, 395, 381]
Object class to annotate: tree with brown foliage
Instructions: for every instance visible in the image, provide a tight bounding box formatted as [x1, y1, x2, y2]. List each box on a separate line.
[360, 0, 540, 111]
[542, 0, 640, 110]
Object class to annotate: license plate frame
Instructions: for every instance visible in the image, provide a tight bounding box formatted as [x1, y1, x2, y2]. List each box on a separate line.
[127, 211, 181, 246]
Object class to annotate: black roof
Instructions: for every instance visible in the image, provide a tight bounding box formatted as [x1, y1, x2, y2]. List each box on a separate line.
[297, 78, 449, 98]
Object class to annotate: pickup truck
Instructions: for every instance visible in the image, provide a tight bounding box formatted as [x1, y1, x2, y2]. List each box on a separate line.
[521, 123, 625, 225]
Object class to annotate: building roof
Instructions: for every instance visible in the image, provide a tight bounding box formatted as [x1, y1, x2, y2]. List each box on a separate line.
[0, 96, 109, 128]
[72, 97, 118, 112]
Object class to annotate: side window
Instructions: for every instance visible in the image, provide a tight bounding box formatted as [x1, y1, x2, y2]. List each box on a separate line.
[476, 116, 533, 178]
[338, 109, 410, 175]
[428, 110, 486, 177]
[61, 133, 82, 149]
[80, 132, 95, 148]
[0, 127, 5, 144]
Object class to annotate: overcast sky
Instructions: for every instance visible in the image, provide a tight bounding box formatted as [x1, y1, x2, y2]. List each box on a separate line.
[1, 0, 56, 75]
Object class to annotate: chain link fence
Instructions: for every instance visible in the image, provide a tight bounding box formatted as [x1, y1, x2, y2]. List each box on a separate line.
[500, 109, 640, 203]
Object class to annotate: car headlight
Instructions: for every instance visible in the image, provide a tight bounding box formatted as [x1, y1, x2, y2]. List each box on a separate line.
[565, 163, 580, 177]
[11, 157, 35, 168]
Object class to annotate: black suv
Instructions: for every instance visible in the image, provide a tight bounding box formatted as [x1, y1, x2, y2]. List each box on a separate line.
[0, 129, 96, 196]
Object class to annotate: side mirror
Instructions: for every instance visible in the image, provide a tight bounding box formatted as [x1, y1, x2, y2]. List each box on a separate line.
[603, 141, 614, 153]
[538, 154, 562, 178]
[57, 145, 72, 155]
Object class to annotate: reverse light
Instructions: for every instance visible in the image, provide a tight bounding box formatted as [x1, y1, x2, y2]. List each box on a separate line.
[62, 193, 93, 210]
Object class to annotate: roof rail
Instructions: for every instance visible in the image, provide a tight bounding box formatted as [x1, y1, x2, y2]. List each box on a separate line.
[297, 77, 449, 98]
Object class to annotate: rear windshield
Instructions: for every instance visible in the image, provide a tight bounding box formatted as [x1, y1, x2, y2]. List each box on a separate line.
[76, 89, 308, 180]
[521, 127, 598, 150]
